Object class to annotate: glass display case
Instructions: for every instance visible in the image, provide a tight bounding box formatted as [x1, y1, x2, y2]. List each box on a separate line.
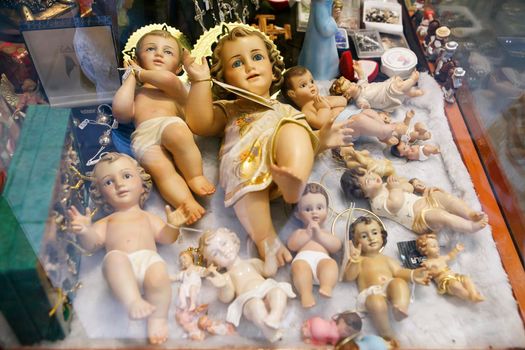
[1, 0, 524, 349]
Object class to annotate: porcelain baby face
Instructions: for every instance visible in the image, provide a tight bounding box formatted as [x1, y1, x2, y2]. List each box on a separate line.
[203, 228, 240, 269]
[353, 219, 384, 254]
[286, 70, 319, 106]
[137, 33, 182, 74]
[357, 170, 383, 196]
[179, 251, 193, 269]
[296, 191, 328, 224]
[220, 35, 274, 98]
[93, 156, 145, 211]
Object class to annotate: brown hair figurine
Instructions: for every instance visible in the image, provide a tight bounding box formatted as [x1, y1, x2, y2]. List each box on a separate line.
[343, 216, 430, 341]
[340, 169, 489, 235]
[416, 234, 484, 302]
[287, 183, 342, 308]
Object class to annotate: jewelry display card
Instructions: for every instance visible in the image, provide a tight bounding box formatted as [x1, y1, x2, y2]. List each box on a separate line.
[20, 16, 120, 108]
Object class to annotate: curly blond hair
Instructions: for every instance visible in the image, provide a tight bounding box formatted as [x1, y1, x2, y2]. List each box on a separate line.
[210, 26, 284, 99]
[89, 152, 152, 213]
[415, 233, 438, 256]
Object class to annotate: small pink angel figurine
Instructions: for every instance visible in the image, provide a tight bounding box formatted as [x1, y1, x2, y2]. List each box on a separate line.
[197, 315, 237, 336]
[302, 311, 362, 345]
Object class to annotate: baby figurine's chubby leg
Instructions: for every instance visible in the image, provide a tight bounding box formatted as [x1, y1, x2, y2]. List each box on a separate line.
[143, 261, 172, 345]
[233, 189, 292, 266]
[424, 208, 488, 233]
[243, 298, 283, 342]
[429, 191, 488, 230]
[409, 121, 431, 141]
[264, 287, 288, 329]
[161, 123, 215, 197]
[141, 146, 205, 225]
[386, 277, 410, 321]
[102, 250, 156, 320]
[291, 260, 316, 308]
[317, 258, 338, 298]
[365, 294, 394, 339]
[271, 122, 315, 204]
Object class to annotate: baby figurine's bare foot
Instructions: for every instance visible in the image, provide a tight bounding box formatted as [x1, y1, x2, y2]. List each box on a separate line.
[469, 211, 486, 222]
[392, 304, 409, 321]
[128, 298, 156, 319]
[319, 286, 333, 298]
[179, 199, 206, 225]
[470, 212, 488, 232]
[256, 238, 292, 266]
[412, 122, 431, 141]
[300, 292, 316, 308]
[469, 292, 485, 303]
[187, 176, 216, 196]
[270, 164, 305, 204]
[148, 317, 169, 344]
[410, 70, 420, 83]
[264, 314, 281, 329]
[408, 87, 425, 97]
[263, 327, 283, 343]
[403, 109, 415, 125]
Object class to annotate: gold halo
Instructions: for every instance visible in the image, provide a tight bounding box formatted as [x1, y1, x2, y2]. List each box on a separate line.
[192, 22, 281, 64]
[122, 23, 192, 82]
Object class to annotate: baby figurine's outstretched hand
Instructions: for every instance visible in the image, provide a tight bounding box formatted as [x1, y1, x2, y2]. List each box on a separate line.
[206, 265, 227, 287]
[67, 206, 92, 235]
[317, 115, 354, 152]
[348, 241, 362, 262]
[182, 49, 211, 82]
[165, 205, 188, 227]
[412, 267, 431, 285]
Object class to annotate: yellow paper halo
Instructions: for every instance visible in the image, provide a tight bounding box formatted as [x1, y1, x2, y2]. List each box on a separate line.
[122, 23, 192, 82]
[191, 22, 282, 65]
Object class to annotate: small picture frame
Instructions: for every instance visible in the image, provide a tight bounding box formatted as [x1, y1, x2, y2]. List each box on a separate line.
[351, 29, 384, 59]
[21, 16, 120, 108]
[335, 28, 350, 50]
[380, 33, 409, 51]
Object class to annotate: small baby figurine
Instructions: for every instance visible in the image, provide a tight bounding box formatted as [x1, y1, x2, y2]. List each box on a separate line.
[330, 62, 424, 112]
[390, 141, 440, 161]
[198, 314, 237, 336]
[343, 216, 430, 340]
[335, 145, 396, 178]
[112, 28, 215, 225]
[287, 183, 342, 308]
[282, 66, 348, 129]
[340, 169, 489, 234]
[416, 234, 484, 302]
[302, 311, 361, 345]
[171, 249, 210, 311]
[67, 152, 185, 344]
[200, 227, 296, 342]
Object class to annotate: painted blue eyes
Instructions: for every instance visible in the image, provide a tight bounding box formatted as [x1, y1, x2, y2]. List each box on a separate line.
[253, 53, 264, 61]
[231, 53, 265, 68]
[232, 60, 242, 68]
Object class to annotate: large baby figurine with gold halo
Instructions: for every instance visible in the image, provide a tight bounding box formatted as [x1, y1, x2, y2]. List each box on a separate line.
[287, 183, 342, 308]
[67, 152, 185, 344]
[200, 227, 296, 342]
[112, 26, 215, 225]
[416, 234, 484, 302]
[184, 25, 353, 264]
[343, 216, 430, 343]
[341, 169, 489, 235]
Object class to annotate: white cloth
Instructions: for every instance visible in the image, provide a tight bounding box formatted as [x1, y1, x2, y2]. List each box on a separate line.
[356, 279, 393, 312]
[292, 250, 332, 285]
[356, 78, 405, 112]
[131, 116, 185, 160]
[226, 278, 296, 326]
[104, 249, 165, 287]
[370, 185, 420, 230]
[176, 267, 207, 298]
[418, 145, 429, 161]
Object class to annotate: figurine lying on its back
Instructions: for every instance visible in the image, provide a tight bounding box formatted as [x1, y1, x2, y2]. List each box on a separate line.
[330, 61, 424, 112]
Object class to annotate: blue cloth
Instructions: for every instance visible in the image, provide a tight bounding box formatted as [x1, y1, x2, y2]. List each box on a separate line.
[298, 0, 340, 80]
[355, 335, 388, 350]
